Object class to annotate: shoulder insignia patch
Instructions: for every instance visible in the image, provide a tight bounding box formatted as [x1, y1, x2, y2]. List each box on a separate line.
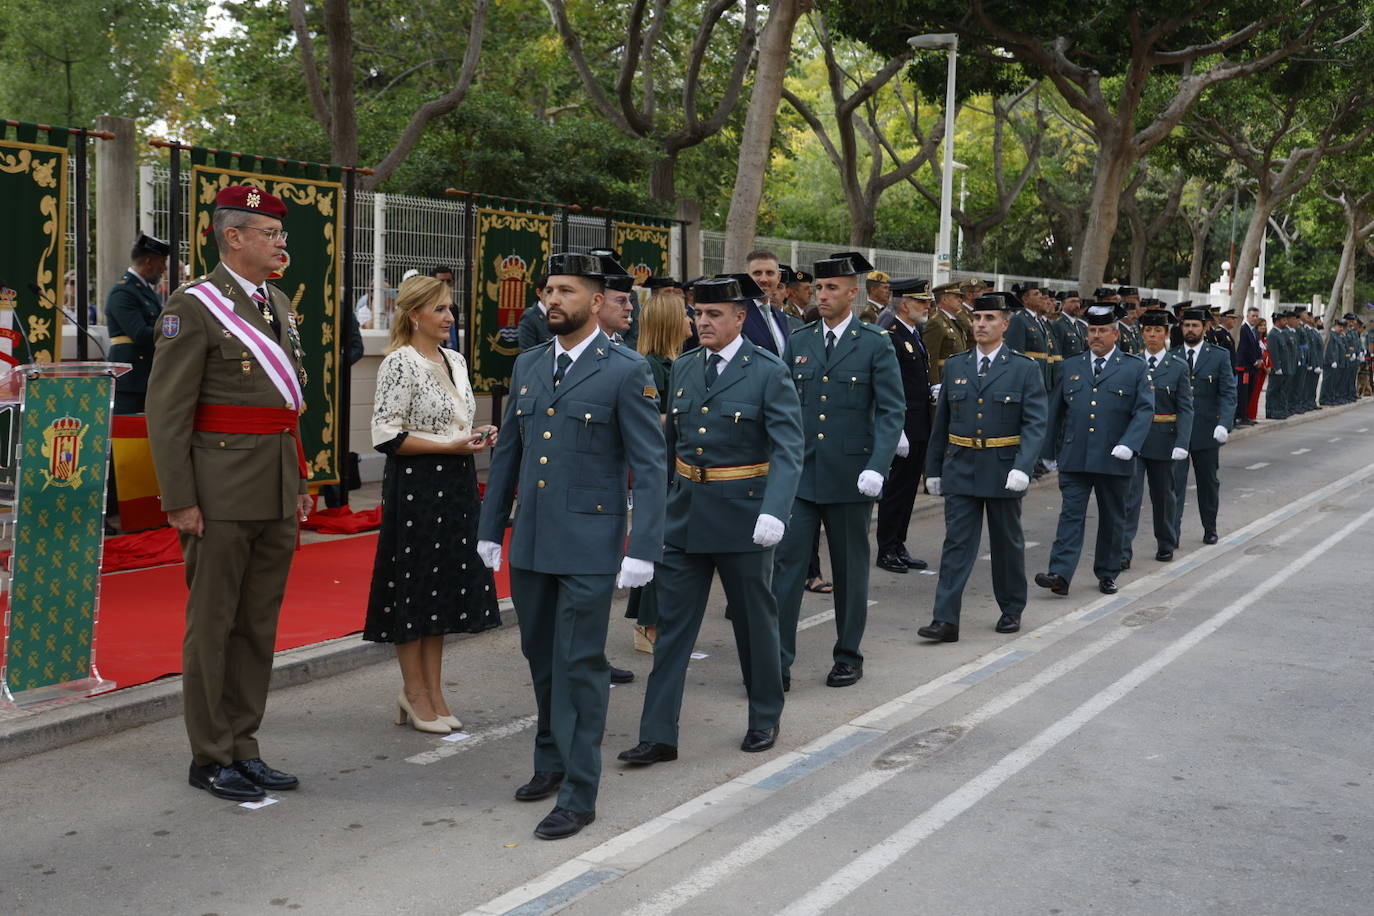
[644, 386, 658, 399]
[161, 315, 180, 338]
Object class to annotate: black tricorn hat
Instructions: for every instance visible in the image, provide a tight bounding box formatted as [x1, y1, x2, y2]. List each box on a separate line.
[778, 263, 796, 285]
[1011, 280, 1039, 296]
[133, 233, 170, 257]
[1113, 302, 1130, 319]
[1058, 290, 1080, 300]
[1182, 307, 1210, 323]
[717, 273, 766, 300]
[604, 274, 634, 292]
[1085, 304, 1119, 326]
[1118, 286, 1139, 297]
[889, 277, 931, 298]
[642, 276, 681, 290]
[815, 250, 875, 278]
[1139, 310, 1171, 328]
[972, 293, 1011, 312]
[546, 252, 602, 278]
[588, 246, 622, 262]
[1093, 287, 1117, 299]
[693, 277, 749, 305]
[996, 291, 1022, 310]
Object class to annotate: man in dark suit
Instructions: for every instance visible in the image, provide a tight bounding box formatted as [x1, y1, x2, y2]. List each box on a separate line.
[106, 233, 170, 414]
[517, 275, 552, 351]
[1227, 309, 1260, 424]
[743, 249, 792, 359]
[875, 278, 933, 574]
[1171, 307, 1238, 545]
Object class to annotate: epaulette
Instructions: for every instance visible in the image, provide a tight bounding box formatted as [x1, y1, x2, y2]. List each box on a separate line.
[750, 346, 786, 367]
[1008, 349, 1037, 363]
[791, 320, 820, 334]
[680, 344, 705, 359]
[522, 339, 555, 355]
[173, 276, 210, 296]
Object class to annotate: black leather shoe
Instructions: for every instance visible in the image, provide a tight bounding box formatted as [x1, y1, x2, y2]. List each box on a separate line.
[826, 662, 863, 687]
[188, 762, 265, 802]
[917, 620, 959, 642]
[1120, 558, 1131, 571]
[233, 758, 299, 791]
[782, 675, 791, 693]
[876, 552, 909, 573]
[1034, 572, 1070, 596]
[897, 550, 929, 570]
[534, 806, 595, 840]
[1098, 577, 1118, 594]
[617, 741, 678, 765]
[1202, 531, 1219, 545]
[1155, 549, 1174, 562]
[610, 667, 635, 684]
[994, 614, 1020, 634]
[514, 771, 564, 801]
[740, 727, 778, 752]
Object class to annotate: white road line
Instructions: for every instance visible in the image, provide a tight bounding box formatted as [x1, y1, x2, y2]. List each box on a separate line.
[406, 715, 538, 765]
[1292, 448, 1311, 455]
[1329, 437, 1343, 443]
[1246, 462, 1270, 470]
[797, 601, 875, 633]
[777, 501, 1374, 916]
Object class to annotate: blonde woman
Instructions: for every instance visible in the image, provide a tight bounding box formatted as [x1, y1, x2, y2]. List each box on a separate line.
[364, 276, 500, 733]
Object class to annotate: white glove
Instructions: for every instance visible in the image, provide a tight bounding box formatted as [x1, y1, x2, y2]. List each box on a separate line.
[752, 513, 785, 547]
[1043, 458, 1058, 472]
[931, 383, 942, 402]
[926, 477, 942, 496]
[1171, 447, 1189, 461]
[1005, 469, 1030, 492]
[1110, 444, 1133, 461]
[476, 539, 503, 572]
[1332, 363, 1338, 369]
[1213, 425, 1229, 444]
[617, 557, 655, 589]
[1316, 368, 1323, 375]
[857, 470, 884, 498]
[896, 430, 910, 458]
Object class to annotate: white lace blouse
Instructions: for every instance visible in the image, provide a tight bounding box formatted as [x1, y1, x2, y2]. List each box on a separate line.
[371, 346, 476, 450]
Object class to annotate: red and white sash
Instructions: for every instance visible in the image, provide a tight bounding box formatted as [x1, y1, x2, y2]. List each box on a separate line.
[185, 282, 304, 411]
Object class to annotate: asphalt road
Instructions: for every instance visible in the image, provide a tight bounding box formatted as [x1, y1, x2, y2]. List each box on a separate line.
[3, 402, 1373, 916]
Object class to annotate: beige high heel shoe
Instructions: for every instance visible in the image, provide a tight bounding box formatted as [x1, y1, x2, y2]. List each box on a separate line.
[436, 713, 463, 731]
[396, 693, 450, 734]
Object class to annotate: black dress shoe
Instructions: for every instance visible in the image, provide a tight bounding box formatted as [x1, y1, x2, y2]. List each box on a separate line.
[826, 662, 863, 687]
[188, 762, 265, 802]
[610, 666, 635, 684]
[740, 727, 778, 752]
[1034, 572, 1070, 596]
[1120, 558, 1131, 571]
[782, 675, 791, 693]
[876, 552, 909, 573]
[514, 771, 564, 801]
[617, 741, 678, 764]
[1098, 577, 1118, 594]
[1202, 531, 1219, 545]
[897, 550, 929, 570]
[233, 758, 299, 790]
[917, 620, 959, 642]
[1155, 549, 1174, 562]
[995, 614, 1020, 634]
[534, 806, 595, 840]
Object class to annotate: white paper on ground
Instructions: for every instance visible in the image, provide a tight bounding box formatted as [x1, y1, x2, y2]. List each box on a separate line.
[442, 731, 472, 743]
[239, 796, 279, 810]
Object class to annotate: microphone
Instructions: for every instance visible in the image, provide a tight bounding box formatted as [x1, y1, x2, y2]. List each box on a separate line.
[27, 281, 106, 359]
[0, 277, 36, 363]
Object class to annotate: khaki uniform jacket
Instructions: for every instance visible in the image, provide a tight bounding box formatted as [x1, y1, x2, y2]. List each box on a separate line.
[146, 263, 309, 521]
[922, 307, 971, 385]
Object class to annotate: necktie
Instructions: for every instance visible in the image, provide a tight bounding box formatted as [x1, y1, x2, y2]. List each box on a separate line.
[553, 352, 572, 387]
[978, 355, 990, 377]
[1148, 355, 1157, 370]
[706, 353, 723, 389]
[1093, 357, 1105, 378]
[1187, 349, 1195, 373]
[825, 331, 836, 359]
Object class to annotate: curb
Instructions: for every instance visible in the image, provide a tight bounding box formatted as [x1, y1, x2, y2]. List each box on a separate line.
[1, 399, 1368, 764]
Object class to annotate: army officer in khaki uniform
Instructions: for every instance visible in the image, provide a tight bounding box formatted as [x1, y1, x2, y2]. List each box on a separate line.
[146, 186, 312, 803]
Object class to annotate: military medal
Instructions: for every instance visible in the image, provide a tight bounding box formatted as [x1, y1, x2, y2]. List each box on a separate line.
[241, 360, 252, 375]
[905, 341, 914, 353]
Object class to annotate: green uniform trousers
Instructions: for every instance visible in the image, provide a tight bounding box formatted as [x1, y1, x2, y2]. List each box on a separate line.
[638, 547, 784, 746]
[181, 515, 296, 767]
[1171, 449, 1222, 537]
[774, 498, 873, 675]
[1121, 457, 1180, 564]
[931, 495, 1026, 624]
[1048, 471, 1129, 583]
[509, 568, 616, 814]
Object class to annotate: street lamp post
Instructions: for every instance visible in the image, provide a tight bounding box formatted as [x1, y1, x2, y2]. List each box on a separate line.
[953, 160, 969, 267]
[909, 32, 959, 286]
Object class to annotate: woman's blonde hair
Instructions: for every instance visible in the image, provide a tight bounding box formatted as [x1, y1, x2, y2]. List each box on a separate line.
[387, 275, 450, 353]
[637, 289, 688, 360]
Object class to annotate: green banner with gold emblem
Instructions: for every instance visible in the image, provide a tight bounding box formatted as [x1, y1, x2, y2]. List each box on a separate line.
[5, 370, 112, 695]
[613, 221, 672, 286]
[188, 162, 342, 485]
[0, 130, 67, 365]
[470, 208, 554, 393]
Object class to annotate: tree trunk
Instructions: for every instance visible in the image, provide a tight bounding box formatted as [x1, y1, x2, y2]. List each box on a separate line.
[722, 0, 806, 270]
[1188, 226, 1209, 295]
[1228, 195, 1274, 313]
[1075, 143, 1134, 293]
[323, 0, 358, 168]
[649, 149, 679, 206]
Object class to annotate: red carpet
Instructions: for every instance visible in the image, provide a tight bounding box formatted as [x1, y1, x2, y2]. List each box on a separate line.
[93, 530, 512, 690]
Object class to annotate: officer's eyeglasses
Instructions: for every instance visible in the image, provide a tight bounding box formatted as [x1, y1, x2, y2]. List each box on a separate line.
[240, 226, 289, 244]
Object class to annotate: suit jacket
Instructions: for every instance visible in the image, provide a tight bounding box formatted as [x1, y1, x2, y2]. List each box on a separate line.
[664, 338, 803, 553]
[478, 331, 666, 575]
[1138, 350, 1194, 461]
[1048, 349, 1154, 476]
[1181, 342, 1238, 451]
[1236, 321, 1262, 370]
[517, 304, 552, 351]
[742, 299, 793, 361]
[876, 313, 932, 442]
[926, 347, 1048, 498]
[788, 317, 905, 503]
[105, 269, 164, 397]
[146, 262, 308, 521]
[921, 307, 970, 384]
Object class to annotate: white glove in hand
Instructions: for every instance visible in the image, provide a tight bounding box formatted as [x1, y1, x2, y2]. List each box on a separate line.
[1043, 458, 1059, 472]
[1332, 363, 1338, 369]
[617, 557, 655, 589]
[1213, 425, 1229, 444]
[476, 540, 503, 572]
[930, 383, 942, 402]
[857, 470, 884, 498]
[896, 430, 910, 458]
[752, 513, 785, 548]
[1005, 469, 1030, 492]
[926, 477, 942, 496]
[1110, 444, 1134, 461]
[1171, 447, 1189, 461]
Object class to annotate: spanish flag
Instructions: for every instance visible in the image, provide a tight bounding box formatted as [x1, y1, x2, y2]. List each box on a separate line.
[111, 415, 167, 532]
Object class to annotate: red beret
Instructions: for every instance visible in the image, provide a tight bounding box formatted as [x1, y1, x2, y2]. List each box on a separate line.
[215, 184, 287, 220]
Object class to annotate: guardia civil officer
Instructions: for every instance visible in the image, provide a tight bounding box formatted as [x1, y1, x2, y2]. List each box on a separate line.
[146, 187, 311, 802]
[477, 252, 666, 840]
[772, 252, 904, 687]
[1171, 307, 1237, 545]
[517, 276, 552, 351]
[106, 233, 170, 414]
[618, 277, 803, 765]
[919, 294, 1048, 641]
